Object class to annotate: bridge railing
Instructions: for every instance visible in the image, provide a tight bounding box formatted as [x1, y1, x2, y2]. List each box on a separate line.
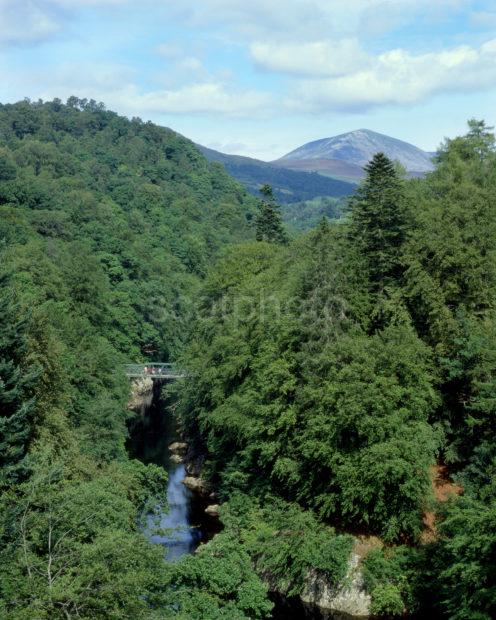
[124, 363, 186, 379]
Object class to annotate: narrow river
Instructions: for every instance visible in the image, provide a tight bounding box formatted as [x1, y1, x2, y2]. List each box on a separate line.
[127, 386, 212, 560]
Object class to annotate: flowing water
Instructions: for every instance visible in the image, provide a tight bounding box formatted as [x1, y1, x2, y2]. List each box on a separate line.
[146, 464, 203, 559]
[127, 386, 212, 560]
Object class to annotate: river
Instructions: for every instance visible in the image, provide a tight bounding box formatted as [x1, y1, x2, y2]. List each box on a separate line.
[127, 386, 214, 560]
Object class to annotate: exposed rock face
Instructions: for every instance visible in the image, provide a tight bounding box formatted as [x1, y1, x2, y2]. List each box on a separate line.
[185, 455, 204, 478]
[182, 476, 208, 495]
[128, 377, 154, 414]
[170, 454, 184, 464]
[204, 504, 220, 517]
[168, 441, 188, 455]
[301, 552, 371, 618]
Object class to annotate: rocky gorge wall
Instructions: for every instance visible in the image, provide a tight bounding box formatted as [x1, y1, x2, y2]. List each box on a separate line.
[128, 377, 154, 415]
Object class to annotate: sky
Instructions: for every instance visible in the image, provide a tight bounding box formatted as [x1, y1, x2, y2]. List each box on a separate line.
[1, 0, 496, 160]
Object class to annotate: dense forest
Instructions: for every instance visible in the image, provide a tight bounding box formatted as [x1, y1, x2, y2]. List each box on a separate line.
[282, 195, 347, 231]
[176, 121, 496, 618]
[0, 101, 495, 619]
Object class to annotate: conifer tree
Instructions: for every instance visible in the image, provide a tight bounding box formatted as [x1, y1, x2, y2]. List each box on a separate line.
[464, 119, 495, 160]
[348, 153, 407, 291]
[255, 184, 288, 244]
[0, 275, 38, 486]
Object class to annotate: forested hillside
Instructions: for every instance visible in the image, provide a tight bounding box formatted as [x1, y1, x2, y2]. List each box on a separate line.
[177, 121, 496, 619]
[0, 98, 267, 619]
[1, 100, 495, 620]
[197, 144, 356, 204]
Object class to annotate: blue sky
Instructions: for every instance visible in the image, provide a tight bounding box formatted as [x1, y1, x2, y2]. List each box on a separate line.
[1, 0, 496, 159]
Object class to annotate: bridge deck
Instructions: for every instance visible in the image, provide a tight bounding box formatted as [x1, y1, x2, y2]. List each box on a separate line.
[124, 363, 186, 380]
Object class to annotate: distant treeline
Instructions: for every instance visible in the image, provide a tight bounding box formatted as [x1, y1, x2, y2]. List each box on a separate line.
[198, 144, 357, 204]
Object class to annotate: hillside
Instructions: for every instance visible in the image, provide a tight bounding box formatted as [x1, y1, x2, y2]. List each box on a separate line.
[197, 143, 357, 203]
[1, 100, 495, 620]
[178, 122, 496, 619]
[0, 98, 263, 617]
[274, 129, 435, 181]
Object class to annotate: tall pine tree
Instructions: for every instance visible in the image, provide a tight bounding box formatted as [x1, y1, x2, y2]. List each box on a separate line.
[348, 153, 407, 292]
[0, 274, 38, 486]
[255, 184, 288, 244]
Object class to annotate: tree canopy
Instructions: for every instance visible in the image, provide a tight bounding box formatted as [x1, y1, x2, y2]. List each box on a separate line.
[1, 101, 495, 618]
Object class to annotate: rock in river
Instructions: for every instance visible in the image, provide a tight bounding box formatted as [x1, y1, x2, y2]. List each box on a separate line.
[182, 476, 208, 495]
[205, 504, 220, 517]
[168, 441, 188, 455]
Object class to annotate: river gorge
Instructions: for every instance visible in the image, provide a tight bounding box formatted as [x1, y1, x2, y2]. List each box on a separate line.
[127, 382, 369, 620]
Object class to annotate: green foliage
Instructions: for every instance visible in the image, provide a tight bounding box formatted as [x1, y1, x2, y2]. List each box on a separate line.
[434, 486, 496, 620]
[179, 223, 438, 540]
[363, 546, 427, 616]
[0, 97, 255, 361]
[348, 152, 408, 292]
[282, 195, 347, 232]
[370, 584, 404, 616]
[0, 99, 259, 619]
[3, 100, 496, 619]
[160, 531, 273, 619]
[0, 273, 39, 486]
[255, 184, 288, 244]
[298, 325, 439, 540]
[222, 494, 353, 597]
[0, 454, 169, 619]
[177, 119, 496, 617]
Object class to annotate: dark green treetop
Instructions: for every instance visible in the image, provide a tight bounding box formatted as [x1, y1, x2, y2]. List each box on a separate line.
[0, 274, 39, 487]
[255, 183, 288, 244]
[348, 152, 407, 292]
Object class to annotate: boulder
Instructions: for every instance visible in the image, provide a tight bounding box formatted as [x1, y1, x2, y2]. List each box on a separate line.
[170, 453, 183, 464]
[168, 441, 188, 455]
[204, 504, 220, 517]
[182, 476, 208, 494]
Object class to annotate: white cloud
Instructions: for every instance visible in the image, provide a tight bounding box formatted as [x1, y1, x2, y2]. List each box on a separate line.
[470, 10, 496, 28]
[0, 0, 473, 50]
[176, 57, 204, 73]
[1, 59, 274, 119]
[173, 0, 469, 41]
[0, 0, 490, 122]
[112, 82, 273, 118]
[0, 0, 60, 46]
[287, 39, 496, 112]
[0, 0, 135, 47]
[155, 42, 184, 59]
[250, 39, 368, 77]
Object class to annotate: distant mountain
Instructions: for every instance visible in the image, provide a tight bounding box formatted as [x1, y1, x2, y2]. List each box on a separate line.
[197, 144, 357, 204]
[273, 129, 435, 181]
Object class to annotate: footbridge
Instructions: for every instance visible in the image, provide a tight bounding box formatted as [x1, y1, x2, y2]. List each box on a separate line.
[124, 363, 186, 380]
